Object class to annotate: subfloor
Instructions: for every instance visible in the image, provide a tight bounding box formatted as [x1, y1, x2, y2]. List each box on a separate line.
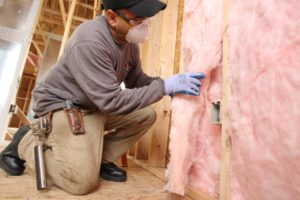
[0, 142, 192, 200]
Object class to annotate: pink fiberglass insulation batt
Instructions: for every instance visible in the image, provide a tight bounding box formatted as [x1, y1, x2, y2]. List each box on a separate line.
[228, 0, 300, 199]
[165, 0, 223, 196]
[166, 0, 300, 199]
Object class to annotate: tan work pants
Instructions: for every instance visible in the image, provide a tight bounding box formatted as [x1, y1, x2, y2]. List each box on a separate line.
[18, 106, 156, 195]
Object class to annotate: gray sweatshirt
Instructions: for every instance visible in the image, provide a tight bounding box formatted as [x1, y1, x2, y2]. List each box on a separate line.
[32, 16, 165, 117]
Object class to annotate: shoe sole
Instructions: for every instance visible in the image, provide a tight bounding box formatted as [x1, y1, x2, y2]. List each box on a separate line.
[100, 173, 127, 182]
[0, 154, 24, 176]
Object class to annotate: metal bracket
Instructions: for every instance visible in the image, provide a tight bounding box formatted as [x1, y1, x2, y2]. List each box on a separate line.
[211, 101, 221, 125]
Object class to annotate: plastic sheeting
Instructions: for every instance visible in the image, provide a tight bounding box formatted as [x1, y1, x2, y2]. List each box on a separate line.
[166, 0, 300, 199]
[0, 0, 42, 138]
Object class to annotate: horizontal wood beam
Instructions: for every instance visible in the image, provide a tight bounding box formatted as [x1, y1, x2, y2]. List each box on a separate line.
[22, 73, 37, 79]
[41, 16, 78, 29]
[32, 40, 45, 46]
[35, 29, 50, 37]
[42, 8, 88, 23]
[42, 16, 64, 26]
[65, 0, 94, 10]
[5, 128, 18, 140]
[11, 105, 31, 126]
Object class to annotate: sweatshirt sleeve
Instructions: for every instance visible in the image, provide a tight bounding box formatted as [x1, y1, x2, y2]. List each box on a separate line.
[65, 41, 165, 115]
[124, 46, 162, 89]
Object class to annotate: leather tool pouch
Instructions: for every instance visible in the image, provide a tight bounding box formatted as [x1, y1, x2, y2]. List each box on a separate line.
[31, 112, 53, 137]
[64, 107, 85, 135]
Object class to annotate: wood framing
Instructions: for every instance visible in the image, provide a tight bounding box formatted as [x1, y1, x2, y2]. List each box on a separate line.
[65, 0, 94, 10]
[135, 9, 164, 163]
[174, 0, 184, 74]
[32, 40, 44, 57]
[12, 105, 31, 126]
[219, 0, 232, 199]
[7, 72, 36, 128]
[58, 0, 67, 27]
[147, 0, 181, 167]
[93, 0, 100, 19]
[58, 0, 78, 57]
[133, 0, 233, 199]
[42, 8, 88, 23]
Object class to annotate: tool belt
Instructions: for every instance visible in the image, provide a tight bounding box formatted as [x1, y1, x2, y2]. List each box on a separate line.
[31, 102, 85, 136]
[63, 100, 85, 135]
[64, 106, 85, 135]
[30, 112, 52, 137]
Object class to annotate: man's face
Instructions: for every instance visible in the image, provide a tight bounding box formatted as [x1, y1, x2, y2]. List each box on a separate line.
[106, 9, 147, 43]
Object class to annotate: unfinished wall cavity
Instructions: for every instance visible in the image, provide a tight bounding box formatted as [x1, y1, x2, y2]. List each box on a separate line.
[166, 0, 223, 196]
[167, 0, 300, 199]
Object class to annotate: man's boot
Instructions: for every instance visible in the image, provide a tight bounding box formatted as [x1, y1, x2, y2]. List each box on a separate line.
[100, 162, 127, 182]
[0, 125, 30, 175]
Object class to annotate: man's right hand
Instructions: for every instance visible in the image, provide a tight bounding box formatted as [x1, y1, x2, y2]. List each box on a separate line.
[163, 72, 205, 96]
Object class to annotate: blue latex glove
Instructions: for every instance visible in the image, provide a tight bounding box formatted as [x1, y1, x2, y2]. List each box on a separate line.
[164, 72, 205, 96]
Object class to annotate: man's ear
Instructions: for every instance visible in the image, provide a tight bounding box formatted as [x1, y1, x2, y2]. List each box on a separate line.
[106, 9, 117, 29]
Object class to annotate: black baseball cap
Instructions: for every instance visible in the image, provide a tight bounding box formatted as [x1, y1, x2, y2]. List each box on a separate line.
[102, 0, 167, 17]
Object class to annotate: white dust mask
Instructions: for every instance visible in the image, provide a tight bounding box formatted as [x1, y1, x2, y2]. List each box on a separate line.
[126, 19, 150, 44]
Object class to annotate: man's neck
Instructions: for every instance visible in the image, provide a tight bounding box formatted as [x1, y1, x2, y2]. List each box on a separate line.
[108, 26, 127, 45]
